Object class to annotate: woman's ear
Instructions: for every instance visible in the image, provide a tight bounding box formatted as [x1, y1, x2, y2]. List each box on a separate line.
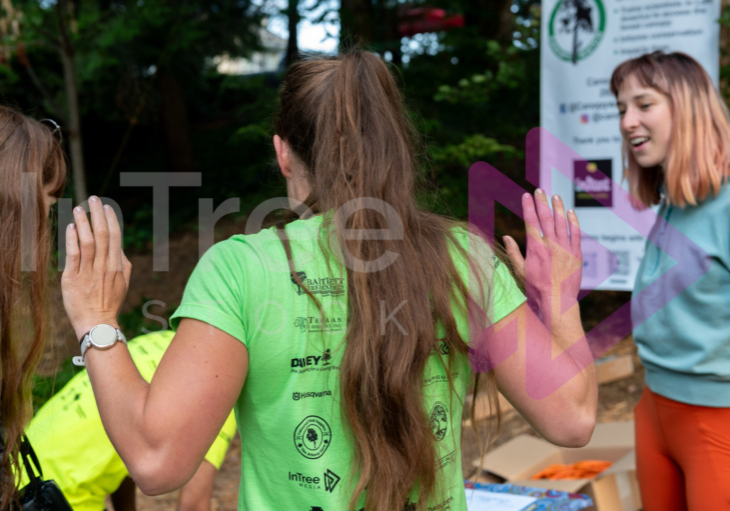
[274, 135, 292, 179]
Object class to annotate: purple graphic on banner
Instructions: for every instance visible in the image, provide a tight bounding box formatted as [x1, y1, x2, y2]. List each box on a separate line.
[468, 127, 711, 399]
[574, 159, 612, 208]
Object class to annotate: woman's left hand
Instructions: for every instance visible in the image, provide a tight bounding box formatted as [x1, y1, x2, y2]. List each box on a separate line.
[62, 196, 132, 341]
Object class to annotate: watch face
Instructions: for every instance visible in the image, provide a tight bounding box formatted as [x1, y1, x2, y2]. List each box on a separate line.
[90, 324, 117, 347]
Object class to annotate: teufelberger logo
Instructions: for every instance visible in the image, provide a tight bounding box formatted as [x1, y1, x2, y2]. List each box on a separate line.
[290, 271, 345, 297]
[548, 0, 606, 64]
[294, 415, 332, 459]
[429, 401, 448, 441]
[295, 316, 344, 334]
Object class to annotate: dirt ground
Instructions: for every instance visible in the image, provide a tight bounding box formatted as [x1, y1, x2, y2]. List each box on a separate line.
[41, 213, 644, 510]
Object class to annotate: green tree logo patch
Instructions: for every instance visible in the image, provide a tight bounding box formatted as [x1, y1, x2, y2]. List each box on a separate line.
[294, 415, 332, 459]
[549, 0, 606, 64]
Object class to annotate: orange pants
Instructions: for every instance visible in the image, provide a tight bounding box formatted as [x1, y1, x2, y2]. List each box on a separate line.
[635, 387, 730, 511]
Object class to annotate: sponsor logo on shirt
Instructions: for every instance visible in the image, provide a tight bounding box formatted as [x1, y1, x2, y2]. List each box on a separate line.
[323, 469, 340, 493]
[293, 390, 333, 401]
[289, 471, 321, 490]
[290, 349, 339, 374]
[437, 450, 456, 470]
[423, 372, 460, 387]
[294, 316, 344, 334]
[429, 401, 448, 441]
[294, 415, 332, 459]
[287, 468, 340, 493]
[438, 341, 450, 356]
[290, 271, 345, 297]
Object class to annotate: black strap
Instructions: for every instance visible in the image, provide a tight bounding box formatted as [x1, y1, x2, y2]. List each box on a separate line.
[20, 437, 42, 497]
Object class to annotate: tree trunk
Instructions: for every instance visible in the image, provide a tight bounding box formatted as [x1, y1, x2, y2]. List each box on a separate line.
[380, 3, 402, 65]
[286, 0, 299, 66]
[157, 68, 195, 174]
[340, 0, 374, 48]
[59, 46, 88, 203]
[466, 0, 514, 42]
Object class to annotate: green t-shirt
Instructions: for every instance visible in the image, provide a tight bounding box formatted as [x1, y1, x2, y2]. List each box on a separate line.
[21, 330, 237, 511]
[171, 215, 525, 511]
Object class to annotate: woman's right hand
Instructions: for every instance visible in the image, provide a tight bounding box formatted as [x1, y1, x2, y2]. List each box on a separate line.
[494, 190, 595, 446]
[61, 197, 132, 341]
[503, 190, 582, 318]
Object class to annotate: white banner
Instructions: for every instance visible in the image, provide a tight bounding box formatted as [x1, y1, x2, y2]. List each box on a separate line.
[540, 0, 721, 290]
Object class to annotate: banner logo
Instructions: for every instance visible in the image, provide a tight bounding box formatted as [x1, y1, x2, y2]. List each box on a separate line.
[549, 0, 606, 64]
[574, 159, 612, 207]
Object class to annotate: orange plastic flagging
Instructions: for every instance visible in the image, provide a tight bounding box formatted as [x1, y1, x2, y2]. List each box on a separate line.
[530, 460, 612, 480]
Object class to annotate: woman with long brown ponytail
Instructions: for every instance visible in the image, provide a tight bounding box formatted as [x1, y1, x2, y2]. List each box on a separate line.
[61, 50, 597, 511]
[0, 107, 67, 509]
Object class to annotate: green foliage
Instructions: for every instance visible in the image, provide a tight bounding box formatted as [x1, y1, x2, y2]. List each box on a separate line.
[2, 0, 543, 240]
[719, 5, 730, 101]
[124, 209, 154, 251]
[232, 121, 271, 144]
[434, 41, 526, 104]
[431, 134, 520, 167]
[398, 9, 540, 217]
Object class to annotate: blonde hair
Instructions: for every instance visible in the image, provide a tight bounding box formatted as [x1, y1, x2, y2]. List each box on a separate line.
[610, 51, 730, 207]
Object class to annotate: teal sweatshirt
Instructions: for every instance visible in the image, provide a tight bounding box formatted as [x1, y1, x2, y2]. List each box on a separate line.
[632, 184, 730, 406]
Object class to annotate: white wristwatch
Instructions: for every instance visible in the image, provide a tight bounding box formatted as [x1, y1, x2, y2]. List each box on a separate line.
[72, 324, 127, 367]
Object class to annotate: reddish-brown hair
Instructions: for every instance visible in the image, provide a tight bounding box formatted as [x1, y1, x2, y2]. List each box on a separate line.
[0, 105, 66, 509]
[610, 51, 730, 207]
[274, 50, 502, 510]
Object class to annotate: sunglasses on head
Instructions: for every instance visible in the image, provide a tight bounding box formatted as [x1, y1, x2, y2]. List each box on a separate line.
[40, 118, 63, 144]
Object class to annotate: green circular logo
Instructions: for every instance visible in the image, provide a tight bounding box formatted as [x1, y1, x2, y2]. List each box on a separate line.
[548, 0, 606, 64]
[294, 415, 332, 459]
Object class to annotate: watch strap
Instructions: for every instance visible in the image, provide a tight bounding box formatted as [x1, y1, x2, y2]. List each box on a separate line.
[72, 327, 127, 367]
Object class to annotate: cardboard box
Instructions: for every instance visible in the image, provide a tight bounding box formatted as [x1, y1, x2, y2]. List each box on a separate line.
[472, 421, 641, 511]
[596, 355, 635, 385]
[462, 393, 513, 427]
[463, 356, 635, 426]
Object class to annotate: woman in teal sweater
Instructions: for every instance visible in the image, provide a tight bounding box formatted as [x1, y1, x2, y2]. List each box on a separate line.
[613, 51, 730, 510]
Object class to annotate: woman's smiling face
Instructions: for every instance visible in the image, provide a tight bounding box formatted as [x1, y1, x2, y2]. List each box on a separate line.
[616, 73, 673, 169]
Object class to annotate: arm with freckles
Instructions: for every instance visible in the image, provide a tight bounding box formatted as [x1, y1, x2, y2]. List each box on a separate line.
[61, 198, 248, 495]
[83, 319, 247, 495]
[488, 191, 597, 447]
[490, 302, 596, 447]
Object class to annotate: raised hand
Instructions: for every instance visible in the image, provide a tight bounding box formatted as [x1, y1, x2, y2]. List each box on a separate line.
[503, 190, 582, 321]
[61, 196, 132, 341]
